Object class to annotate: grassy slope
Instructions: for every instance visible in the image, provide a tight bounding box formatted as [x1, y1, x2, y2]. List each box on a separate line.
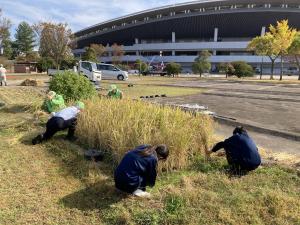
[0, 87, 299, 225]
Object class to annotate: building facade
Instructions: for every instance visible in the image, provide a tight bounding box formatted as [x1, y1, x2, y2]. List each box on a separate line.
[74, 0, 300, 73]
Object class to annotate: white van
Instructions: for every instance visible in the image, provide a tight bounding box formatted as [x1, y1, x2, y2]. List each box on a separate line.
[97, 63, 128, 80]
[79, 61, 102, 82]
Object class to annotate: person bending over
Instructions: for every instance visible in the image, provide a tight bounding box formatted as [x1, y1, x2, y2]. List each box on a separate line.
[43, 91, 66, 114]
[107, 84, 123, 99]
[114, 144, 169, 197]
[32, 101, 84, 145]
[208, 126, 261, 174]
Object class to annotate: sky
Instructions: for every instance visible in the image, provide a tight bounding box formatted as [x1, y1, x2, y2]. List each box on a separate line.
[1, 0, 190, 37]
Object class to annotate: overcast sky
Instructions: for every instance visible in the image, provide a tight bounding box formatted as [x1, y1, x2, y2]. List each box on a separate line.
[1, 0, 190, 36]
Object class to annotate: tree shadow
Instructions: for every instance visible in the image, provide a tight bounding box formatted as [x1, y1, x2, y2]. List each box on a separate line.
[60, 181, 128, 211]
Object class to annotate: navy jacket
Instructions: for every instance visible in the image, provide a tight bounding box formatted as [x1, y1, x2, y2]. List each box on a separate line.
[114, 145, 158, 193]
[212, 132, 261, 169]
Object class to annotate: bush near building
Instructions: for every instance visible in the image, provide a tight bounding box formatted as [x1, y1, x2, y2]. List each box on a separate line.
[164, 62, 182, 77]
[49, 71, 96, 101]
[37, 57, 55, 72]
[77, 98, 214, 172]
[231, 61, 254, 78]
[218, 62, 235, 78]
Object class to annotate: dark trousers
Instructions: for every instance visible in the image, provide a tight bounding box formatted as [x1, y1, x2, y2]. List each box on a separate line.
[42, 117, 77, 141]
[226, 153, 257, 174]
[115, 177, 147, 194]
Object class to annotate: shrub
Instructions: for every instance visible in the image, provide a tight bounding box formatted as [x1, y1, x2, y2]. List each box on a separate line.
[49, 71, 96, 101]
[231, 61, 254, 78]
[37, 57, 55, 72]
[77, 98, 214, 172]
[164, 62, 182, 76]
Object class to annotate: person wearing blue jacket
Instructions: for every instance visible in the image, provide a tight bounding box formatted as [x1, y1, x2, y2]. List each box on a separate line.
[114, 144, 169, 197]
[208, 126, 261, 173]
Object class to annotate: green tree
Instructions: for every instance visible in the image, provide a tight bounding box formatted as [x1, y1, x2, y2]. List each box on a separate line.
[34, 22, 73, 69]
[37, 57, 55, 72]
[14, 22, 36, 55]
[269, 20, 297, 80]
[288, 32, 300, 80]
[135, 59, 148, 75]
[248, 20, 296, 80]
[165, 62, 182, 77]
[0, 9, 12, 58]
[90, 43, 106, 61]
[248, 34, 278, 79]
[82, 47, 97, 62]
[192, 50, 211, 77]
[231, 61, 254, 78]
[218, 62, 235, 78]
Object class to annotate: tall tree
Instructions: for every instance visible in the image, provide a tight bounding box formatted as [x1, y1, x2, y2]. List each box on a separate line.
[248, 34, 279, 80]
[269, 20, 297, 80]
[0, 9, 12, 58]
[34, 22, 73, 69]
[90, 44, 106, 61]
[287, 32, 300, 80]
[192, 50, 211, 77]
[82, 47, 97, 62]
[14, 21, 36, 55]
[248, 20, 296, 80]
[111, 43, 124, 64]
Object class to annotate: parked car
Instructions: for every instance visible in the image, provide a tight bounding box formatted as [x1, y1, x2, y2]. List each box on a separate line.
[48, 61, 102, 84]
[97, 63, 128, 80]
[78, 61, 102, 82]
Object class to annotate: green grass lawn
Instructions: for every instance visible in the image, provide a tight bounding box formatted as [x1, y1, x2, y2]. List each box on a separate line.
[99, 82, 203, 99]
[0, 87, 299, 225]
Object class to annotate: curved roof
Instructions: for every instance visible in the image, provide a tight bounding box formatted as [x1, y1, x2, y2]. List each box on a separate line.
[75, 0, 300, 48]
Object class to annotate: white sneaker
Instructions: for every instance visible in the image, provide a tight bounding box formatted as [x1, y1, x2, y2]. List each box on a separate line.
[132, 189, 151, 198]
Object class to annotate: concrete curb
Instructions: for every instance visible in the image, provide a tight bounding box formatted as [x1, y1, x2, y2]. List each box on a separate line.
[155, 101, 300, 142]
[214, 116, 300, 142]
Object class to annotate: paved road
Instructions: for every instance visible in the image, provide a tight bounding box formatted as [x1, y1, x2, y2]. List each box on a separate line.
[152, 79, 300, 154]
[216, 124, 300, 155]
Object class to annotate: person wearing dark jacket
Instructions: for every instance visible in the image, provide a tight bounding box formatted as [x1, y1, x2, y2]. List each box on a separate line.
[208, 126, 261, 173]
[114, 144, 169, 197]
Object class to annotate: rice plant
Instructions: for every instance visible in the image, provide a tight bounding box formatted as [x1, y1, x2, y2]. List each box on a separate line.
[77, 98, 214, 172]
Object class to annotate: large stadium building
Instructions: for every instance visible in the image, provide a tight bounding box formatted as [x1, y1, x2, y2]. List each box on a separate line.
[74, 0, 300, 73]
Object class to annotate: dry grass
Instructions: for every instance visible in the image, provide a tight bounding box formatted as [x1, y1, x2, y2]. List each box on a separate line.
[1, 87, 299, 225]
[77, 98, 214, 171]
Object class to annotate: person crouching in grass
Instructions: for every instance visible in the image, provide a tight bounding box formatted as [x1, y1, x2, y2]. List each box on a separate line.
[114, 144, 169, 198]
[208, 126, 261, 175]
[107, 84, 123, 99]
[32, 101, 85, 145]
[43, 91, 66, 114]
